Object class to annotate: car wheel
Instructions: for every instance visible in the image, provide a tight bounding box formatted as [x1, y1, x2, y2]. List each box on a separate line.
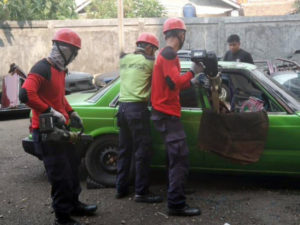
[85, 135, 134, 187]
[220, 84, 230, 102]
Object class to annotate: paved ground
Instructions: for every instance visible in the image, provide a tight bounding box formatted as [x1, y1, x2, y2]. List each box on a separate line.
[0, 116, 300, 225]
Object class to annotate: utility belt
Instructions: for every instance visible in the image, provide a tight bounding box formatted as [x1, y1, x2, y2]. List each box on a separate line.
[119, 101, 148, 106]
[151, 108, 179, 121]
[119, 101, 149, 112]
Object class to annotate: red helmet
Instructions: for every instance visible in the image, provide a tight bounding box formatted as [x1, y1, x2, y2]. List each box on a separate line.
[136, 33, 159, 49]
[52, 28, 81, 49]
[163, 18, 186, 33]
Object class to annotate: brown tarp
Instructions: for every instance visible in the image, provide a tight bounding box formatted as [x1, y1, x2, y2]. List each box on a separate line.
[198, 110, 269, 164]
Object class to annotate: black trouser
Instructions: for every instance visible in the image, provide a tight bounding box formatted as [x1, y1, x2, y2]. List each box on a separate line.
[116, 102, 152, 195]
[151, 109, 189, 209]
[32, 129, 81, 217]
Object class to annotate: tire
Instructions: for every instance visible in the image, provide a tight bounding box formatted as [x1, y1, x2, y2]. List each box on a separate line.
[85, 135, 134, 187]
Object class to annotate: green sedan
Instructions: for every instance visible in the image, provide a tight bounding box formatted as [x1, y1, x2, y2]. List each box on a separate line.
[24, 61, 300, 186]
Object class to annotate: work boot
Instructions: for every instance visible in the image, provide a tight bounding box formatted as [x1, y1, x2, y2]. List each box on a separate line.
[54, 217, 84, 225]
[71, 201, 97, 216]
[168, 205, 201, 216]
[134, 193, 163, 203]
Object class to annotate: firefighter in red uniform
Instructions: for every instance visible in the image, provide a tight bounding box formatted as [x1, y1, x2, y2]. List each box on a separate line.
[151, 18, 202, 216]
[19, 29, 97, 225]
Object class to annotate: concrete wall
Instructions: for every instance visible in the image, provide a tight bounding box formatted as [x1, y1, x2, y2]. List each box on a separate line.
[1, 15, 300, 76]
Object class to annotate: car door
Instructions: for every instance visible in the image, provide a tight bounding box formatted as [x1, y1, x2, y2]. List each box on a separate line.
[202, 71, 300, 174]
[150, 84, 208, 168]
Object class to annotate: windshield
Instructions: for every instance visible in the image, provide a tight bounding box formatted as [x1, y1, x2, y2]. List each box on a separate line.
[272, 72, 300, 100]
[273, 73, 298, 84]
[252, 69, 300, 110]
[87, 76, 119, 103]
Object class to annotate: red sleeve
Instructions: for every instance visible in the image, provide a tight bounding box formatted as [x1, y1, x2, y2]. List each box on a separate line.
[22, 74, 49, 113]
[180, 71, 194, 90]
[64, 96, 73, 113]
[162, 58, 193, 90]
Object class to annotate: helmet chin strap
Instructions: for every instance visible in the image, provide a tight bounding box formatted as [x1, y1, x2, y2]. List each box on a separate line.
[178, 38, 184, 49]
[176, 32, 185, 50]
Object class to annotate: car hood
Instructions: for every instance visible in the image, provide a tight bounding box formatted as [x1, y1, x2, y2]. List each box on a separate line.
[66, 91, 95, 106]
[295, 111, 300, 117]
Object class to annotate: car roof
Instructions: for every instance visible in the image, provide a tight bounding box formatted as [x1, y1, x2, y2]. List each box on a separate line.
[180, 59, 300, 112]
[180, 60, 257, 71]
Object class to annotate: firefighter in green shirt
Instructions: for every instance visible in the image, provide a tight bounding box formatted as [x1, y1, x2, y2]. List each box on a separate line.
[116, 33, 163, 203]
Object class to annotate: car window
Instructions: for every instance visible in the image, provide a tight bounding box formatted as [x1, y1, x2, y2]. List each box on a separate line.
[284, 77, 300, 98]
[225, 72, 283, 113]
[180, 84, 208, 109]
[272, 74, 300, 100]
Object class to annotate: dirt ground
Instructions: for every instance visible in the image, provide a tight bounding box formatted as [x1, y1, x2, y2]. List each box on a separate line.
[0, 116, 300, 225]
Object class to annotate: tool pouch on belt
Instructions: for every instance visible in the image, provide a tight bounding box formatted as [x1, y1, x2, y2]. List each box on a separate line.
[198, 109, 269, 164]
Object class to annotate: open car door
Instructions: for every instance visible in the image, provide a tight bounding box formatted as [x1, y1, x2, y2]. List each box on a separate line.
[198, 69, 300, 174]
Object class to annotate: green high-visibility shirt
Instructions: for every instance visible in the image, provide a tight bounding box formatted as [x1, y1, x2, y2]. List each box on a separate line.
[119, 53, 154, 102]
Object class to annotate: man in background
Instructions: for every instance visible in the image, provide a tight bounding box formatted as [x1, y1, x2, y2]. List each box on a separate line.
[224, 34, 254, 64]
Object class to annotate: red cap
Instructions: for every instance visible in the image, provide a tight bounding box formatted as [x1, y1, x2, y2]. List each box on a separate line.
[136, 32, 159, 49]
[163, 18, 186, 33]
[52, 28, 81, 49]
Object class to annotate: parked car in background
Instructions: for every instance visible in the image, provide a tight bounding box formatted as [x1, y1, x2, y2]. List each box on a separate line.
[287, 49, 300, 63]
[23, 61, 300, 187]
[94, 71, 119, 88]
[272, 71, 300, 99]
[255, 58, 300, 99]
[0, 63, 98, 117]
[65, 71, 97, 94]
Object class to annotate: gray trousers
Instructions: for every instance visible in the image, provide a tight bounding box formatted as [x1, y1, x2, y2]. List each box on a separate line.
[116, 102, 152, 195]
[151, 109, 189, 209]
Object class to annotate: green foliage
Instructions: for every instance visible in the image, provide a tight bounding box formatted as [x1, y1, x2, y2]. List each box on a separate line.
[125, 0, 165, 18]
[0, 0, 78, 21]
[86, 0, 166, 19]
[86, 0, 117, 19]
[295, 0, 300, 13]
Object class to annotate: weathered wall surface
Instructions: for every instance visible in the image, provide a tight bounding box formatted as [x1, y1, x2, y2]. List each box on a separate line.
[1, 15, 300, 76]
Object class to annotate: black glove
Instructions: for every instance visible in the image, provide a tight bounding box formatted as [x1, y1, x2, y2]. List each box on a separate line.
[69, 111, 83, 129]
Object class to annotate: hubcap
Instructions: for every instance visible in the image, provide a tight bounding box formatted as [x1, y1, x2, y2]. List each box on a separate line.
[99, 146, 118, 173]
